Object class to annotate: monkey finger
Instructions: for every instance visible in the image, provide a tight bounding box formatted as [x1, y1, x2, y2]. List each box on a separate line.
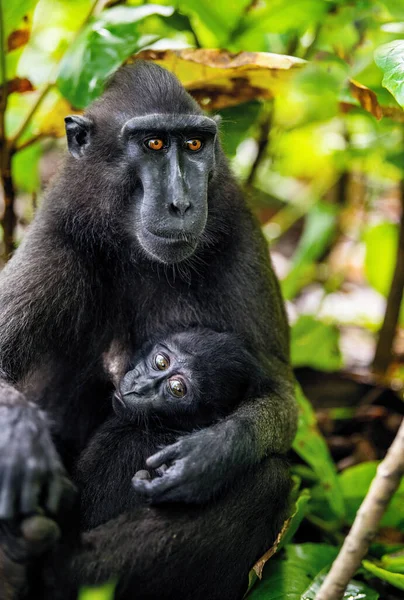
[20, 476, 41, 515]
[146, 444, 181, 469]
[21, 515, 60, 557]
[46, 474, 77, 515]
[132, 475, 175, 500]
[0, 464, 18, 519]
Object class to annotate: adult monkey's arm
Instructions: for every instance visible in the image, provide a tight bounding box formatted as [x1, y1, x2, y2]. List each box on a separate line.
[0, 230, 101, 519]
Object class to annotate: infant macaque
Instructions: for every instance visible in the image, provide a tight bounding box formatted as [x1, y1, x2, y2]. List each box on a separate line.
[76, 328, 263, 529]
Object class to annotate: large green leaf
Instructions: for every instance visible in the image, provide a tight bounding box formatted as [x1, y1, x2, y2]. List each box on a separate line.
[363, 559, 404, 591]
[291, 316, 342, 372]
[57, 5, 174, 108]
[247, 544, 338, 599]
[248, 543, 378, 599]
[374, 40, 404, 108]
[293, 385, 345, 520]
[339, 462, 404, 531]
[303, 568, 379, 600]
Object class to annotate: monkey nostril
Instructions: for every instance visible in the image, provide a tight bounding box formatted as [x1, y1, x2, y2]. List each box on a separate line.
[170, 201, 191, 217]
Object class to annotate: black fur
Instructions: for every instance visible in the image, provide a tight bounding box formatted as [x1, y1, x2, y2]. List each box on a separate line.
[77, 328, 267, 529]
[0, 61, 297, 598]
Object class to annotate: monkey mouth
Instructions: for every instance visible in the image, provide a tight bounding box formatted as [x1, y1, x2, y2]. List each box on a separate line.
[139, 228, 198, 264]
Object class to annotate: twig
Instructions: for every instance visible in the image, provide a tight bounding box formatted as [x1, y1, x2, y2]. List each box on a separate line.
[0, 0, 7, 145]
[14, 134, 44, 154]
[245, 103, 273, 189]
[372, 177, 404, 373]
[314, 417, 404, 600]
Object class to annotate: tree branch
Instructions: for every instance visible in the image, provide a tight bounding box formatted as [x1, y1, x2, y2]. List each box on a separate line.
[372, 177, 404, 373]
[314, 417, 404, 600]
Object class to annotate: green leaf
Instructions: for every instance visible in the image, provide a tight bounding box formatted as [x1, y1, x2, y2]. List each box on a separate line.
[282, 202, 338, 300]
[217, 101, 261, 158]
[364, 222, 398, 297]
[363, 559, 404, 591]
[374, 40, 404, 108]
[247, 543, 338, 599]
[179, 0, 251, 47]
[381, 551, 404, 574]
[12, 141, 41, 194]
[293, 385, 345, 520]
[3, 0, 38, 42]
[339, 462, 404, 531]
[78, 580, 116, 600]
[280, 487, 311, 548]
[291, 316, 342, 372]
[302, 568, 379, 599]
[57, 5, 174, 108]
[246, 486, 311, 595]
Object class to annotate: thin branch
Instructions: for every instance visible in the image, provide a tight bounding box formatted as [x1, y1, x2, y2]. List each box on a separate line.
[14, 133, 44, 154]
[245, 103, 273, 189]
[0, 0, 7, 144]
[9, 83, 52, 149]
[372, 177, 404, 373]
[315, 417, 404, 600]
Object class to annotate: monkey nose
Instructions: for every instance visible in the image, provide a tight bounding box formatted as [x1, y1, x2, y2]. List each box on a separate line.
[170, 198, 191, 217]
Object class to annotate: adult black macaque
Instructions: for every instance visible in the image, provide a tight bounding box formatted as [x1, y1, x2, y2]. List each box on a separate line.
[78, 328, 267, 529]
[0, 61, 297, 598]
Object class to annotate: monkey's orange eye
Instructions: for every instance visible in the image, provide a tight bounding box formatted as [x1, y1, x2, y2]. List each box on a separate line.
[146, 139, 165, 151]
[168, 377, 187, 398]
[153, 353, 170, 370]
[185, 139, 203, 152]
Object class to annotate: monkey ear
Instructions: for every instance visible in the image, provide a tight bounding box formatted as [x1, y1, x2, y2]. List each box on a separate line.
[64, 115, 93, 159]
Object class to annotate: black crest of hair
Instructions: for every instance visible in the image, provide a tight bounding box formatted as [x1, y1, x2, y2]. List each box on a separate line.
[0, 59, 296, 600]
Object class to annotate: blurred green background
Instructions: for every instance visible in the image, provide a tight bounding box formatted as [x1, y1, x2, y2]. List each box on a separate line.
[1, 1, 404, 599]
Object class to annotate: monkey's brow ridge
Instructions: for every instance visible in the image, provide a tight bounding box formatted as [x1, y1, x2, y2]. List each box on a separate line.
[121, 114, 218, 137]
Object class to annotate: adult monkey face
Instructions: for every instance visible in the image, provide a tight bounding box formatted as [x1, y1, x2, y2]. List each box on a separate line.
[65, 112, 219, 264]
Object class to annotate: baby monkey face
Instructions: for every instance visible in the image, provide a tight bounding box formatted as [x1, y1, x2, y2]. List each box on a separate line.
[114, 336, 197, 421]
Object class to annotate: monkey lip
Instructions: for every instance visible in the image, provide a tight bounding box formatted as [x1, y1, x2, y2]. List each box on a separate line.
[144, 228, 196, 247]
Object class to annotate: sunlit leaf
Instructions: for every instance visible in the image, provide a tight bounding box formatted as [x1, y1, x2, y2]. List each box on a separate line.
[12, 142, 41, 193]
[57, 5, 174, 108]
[136, 48, 305, 110]
[374, 40, 404, 108]
[291, 316, 342, 372]
[364, 222, 398, 297]
[78, 580, 116, 600]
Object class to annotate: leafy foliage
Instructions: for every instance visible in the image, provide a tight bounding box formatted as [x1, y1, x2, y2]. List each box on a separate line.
[1, 0, 404, 599]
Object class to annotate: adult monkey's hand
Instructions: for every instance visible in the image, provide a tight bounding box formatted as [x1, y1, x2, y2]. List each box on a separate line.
[0, 383, 67, 520]
[133, 382, 297, 504]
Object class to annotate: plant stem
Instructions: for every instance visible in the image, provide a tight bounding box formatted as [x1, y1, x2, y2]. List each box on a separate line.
[372, 179, 404, 373]
[245, 103, 273, 189]
[314, 417, 404, 600]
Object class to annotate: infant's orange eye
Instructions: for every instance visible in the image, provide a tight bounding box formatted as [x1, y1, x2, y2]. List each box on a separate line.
[186, 139, 202, 152]
[146, 139, 165, 151]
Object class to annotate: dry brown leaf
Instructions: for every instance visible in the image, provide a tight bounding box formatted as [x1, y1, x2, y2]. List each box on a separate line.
[349, 79, 383, 121]
[8, 29, 30, 51]
[133, 49, 305, 110]
[252, 516, 291, 579]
